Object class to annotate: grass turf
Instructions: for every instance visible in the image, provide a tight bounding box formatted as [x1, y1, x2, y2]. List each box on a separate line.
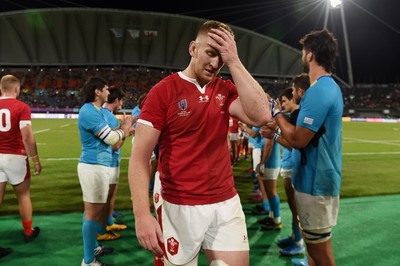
[1, 120, 400, 213]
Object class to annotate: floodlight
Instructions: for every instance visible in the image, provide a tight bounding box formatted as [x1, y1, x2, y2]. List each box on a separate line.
[330, 0, 342, 8]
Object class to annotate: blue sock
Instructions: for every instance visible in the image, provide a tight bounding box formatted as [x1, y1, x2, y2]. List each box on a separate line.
[268, 194, 281, 219]
[82, 219, 99, 264]
[107, 216, 114, 226]
[98, 224, 107, 235]
[293, 225, 302, 243]
[262, 200, 270, 212]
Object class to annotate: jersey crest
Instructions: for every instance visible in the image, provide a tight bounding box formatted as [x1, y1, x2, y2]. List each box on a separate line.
[215, 93, 226, 108]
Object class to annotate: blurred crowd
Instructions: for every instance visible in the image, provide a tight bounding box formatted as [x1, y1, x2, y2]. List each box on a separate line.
[1, 67, 399, 116]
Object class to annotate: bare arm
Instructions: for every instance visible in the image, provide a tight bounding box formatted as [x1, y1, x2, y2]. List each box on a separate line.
[273, 99, 315, 149]
[128, 122, 164, 256]
[261, 120, 293, 149]
[20, 124, 41, 175]
[260, 137, 273, 164]
[207, 28, 271, 126]
[240, 122, 258, 139]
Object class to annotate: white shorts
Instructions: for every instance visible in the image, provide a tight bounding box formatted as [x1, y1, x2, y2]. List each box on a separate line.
[109, 167, 120, 185]
[159, 195, 249, 265]
[228, 133, 238, 141]
[294, 190, 339, 231]
[0, 154, 29, 185]
[153, 171, 163, 211]
[261, 167, 280, 181]
[280, 168, 292, 179]
[252, 148, 262, 170]
[77, 163, 113, 203]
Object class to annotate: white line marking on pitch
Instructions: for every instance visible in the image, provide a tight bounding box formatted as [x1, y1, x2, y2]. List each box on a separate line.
[60, 124, 70, 128]
[343, 137, 400, 147]
[343, 151, 400, 156]
[33, 129, 50, 134]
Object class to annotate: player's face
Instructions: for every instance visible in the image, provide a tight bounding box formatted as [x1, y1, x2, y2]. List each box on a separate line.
[116, 98, 124, 112]
[191, 34, 224, 86]
[292, 85, 303, 105]
[281, 96, 290, 112]
[98, 85, 110, 104]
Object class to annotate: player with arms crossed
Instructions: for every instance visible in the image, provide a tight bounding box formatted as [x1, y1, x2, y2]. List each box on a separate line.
[128, 20, 272, 266]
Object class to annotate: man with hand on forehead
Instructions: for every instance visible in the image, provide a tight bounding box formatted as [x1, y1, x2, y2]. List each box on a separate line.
[129, 20, 272, 266]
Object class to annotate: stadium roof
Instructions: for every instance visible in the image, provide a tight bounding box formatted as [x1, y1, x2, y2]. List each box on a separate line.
[0, 8, 304, 79]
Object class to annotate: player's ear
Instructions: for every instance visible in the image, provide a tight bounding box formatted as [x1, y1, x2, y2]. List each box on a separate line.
[189, 41, 196, 57]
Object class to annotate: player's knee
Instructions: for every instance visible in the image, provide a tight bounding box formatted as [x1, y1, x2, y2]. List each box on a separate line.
[210, 260, 229, 266]
[302, 227, 332, 244]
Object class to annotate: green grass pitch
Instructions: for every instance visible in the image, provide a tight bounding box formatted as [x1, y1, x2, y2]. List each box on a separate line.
[1, 119, 400, 214]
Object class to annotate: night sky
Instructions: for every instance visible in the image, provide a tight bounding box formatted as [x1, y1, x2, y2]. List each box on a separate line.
[2, 0, 400, 84]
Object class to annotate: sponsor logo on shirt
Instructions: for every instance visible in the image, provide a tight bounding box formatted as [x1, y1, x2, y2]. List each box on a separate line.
[167, 237, 179, 256]
[215, 94, 226, 108]
[304, 117, 313, 125]
[198, 95, 210, 103]
[177, 99, 191, 117]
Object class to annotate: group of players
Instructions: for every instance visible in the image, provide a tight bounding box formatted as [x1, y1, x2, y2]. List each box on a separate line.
[0, 19, 343, 266]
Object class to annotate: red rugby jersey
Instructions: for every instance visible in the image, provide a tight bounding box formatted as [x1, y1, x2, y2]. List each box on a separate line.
[0, 97, 31, 155]
[139, 72, 239, 205]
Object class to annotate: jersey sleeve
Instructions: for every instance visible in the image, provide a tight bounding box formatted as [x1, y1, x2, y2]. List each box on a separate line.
[81, 106, 109, 135]
[297, 88, 329, 132]
[139, 81, 167, 131]
[19, 102, 32, 121]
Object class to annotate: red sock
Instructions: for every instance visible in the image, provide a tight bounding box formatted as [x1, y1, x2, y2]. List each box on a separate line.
[22, 219, 32, 235]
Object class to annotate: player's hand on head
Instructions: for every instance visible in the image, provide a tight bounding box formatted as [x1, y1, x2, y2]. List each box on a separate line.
[207, 28, 239, 67]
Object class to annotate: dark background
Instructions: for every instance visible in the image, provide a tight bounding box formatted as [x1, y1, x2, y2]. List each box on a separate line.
[2, 0, 400, 84]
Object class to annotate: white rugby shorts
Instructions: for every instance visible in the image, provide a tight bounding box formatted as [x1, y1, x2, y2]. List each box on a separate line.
[0, 154, 29, 185]
[77, 163, 113, 203]
[158, 195, 249, 265]
[294, 190, 339, 231]
[279, 168, 292, 179]
[109, 166, 120, 185]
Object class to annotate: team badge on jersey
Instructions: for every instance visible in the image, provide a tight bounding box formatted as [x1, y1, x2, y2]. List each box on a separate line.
[177, 99, 191, 117]
[215, 94, 226, 108]
[178, 99, 188, 111]
[167, 237, 179, 256]
[198, 95, 210, 103]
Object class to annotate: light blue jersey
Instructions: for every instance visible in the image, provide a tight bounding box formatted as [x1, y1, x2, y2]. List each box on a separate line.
[264, 140, 281, 169]
[292, 76, 343, 196]
[251, 127, 265, 149]
[281, 147, 292, 170]
[132, 105, 140, 129]
[78, 103, 113, 166]
[101, 107, 121, 167]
